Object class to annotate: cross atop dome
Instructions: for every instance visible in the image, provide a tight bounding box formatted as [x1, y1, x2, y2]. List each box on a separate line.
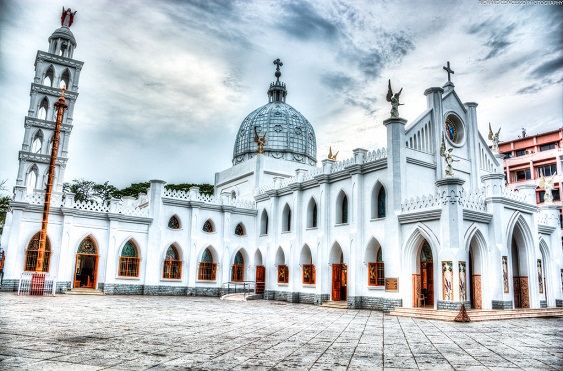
[273, 58, 283, 81]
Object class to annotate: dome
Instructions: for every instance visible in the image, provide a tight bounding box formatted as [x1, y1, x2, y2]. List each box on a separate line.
[49, 27, 77, 47]
[232, 60, 317, 166]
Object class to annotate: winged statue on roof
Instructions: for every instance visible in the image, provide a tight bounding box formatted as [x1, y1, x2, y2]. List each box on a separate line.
[386, 80, 403, 118]
[254, 127, 266, 154]
[488, 123, 501, 154]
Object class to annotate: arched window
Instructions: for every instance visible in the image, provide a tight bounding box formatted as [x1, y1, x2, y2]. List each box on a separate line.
[43, 66, 54, 87]
[232, 251, 244, 282]
[276, 247, 289, 284]
[198, 247, 217, 280]
[368, 247, 385, 286]
[119, 240, 140, 277]
[307, 198, 317, 228]
[336, 191, 348, 224]
[341, 195, 348, 223]
[24, 232, 51, 272]
[60, 69, 70, 89]
[77, 236, 97, 254]
[168, 215, 180, 229]
[163, 245, 181, 279]
[31, 130, 44, 154]
[377, 187, 386, 218]
[26, 165, 38, 194]
[301, 245, 315, 284]
[260, 210, 269, 235]
[38, 98, 49, 120]
[235, 223, 245, 236]
[202, 219, 214, 233]
[282, 204, 291, 232]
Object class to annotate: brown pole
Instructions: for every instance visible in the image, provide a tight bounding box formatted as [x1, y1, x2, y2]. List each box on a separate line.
[36, 88, 68, 272]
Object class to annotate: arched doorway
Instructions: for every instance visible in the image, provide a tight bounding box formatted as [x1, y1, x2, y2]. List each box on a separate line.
[468, 233, 484, 309]
[330, 243, 347, 301]
[255, 249, 265, 294]
[74, 236, 99, 289]
[414, 241, 433, 307]
[232, 251, 244, 282]
[510, 223, 530, 308]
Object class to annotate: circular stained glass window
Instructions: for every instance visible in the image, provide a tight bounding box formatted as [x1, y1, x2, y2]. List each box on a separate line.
[444, 114, 464, 145]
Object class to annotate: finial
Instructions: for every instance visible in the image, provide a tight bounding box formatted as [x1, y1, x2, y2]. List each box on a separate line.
[273, 58, 283, 81]
[328, 146, 339, 160]
[58, 86, 66, 103]
[61, 7, 77, 28]
[386, 80, 404, 118]
[443, 61, 454, 83]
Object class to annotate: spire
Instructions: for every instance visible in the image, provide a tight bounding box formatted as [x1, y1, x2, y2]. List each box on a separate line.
[48, 7, 78, 58]
[267, 58, 287, 103]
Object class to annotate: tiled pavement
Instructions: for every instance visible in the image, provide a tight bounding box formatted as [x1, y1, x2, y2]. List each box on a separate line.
[0, 293, 562, 370]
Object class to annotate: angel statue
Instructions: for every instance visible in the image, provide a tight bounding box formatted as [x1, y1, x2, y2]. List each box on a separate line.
[254, 127, 266, 154]
[386, 79, 403, 118]
[328, 146, 339, 160]
[440, 134, 459, 177]
[538, 169, 556, 204]
[488, 123, 501, 153]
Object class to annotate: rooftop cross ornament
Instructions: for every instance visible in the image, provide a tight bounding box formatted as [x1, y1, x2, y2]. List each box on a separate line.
[273, 58, 283, 81]
[443, 61, 454, 83]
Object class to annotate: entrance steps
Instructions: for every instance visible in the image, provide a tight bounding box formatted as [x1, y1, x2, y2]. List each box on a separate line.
[65, 288, 104, 296]
[321, 300, 348, 309]
[388, 307, 563, 322]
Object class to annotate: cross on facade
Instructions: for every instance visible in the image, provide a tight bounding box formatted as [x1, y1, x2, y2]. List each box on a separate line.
[443, 61, 454, 83]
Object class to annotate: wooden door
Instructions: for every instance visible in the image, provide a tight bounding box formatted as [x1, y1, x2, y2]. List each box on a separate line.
[332, 264, 342, 301]
[255, 266, 265, 295]
[426, 262, 434, 303]
[75, 254, 98, 289]
[413, 274, 421, 307]
[513, 276, 521, 308]
[471, 274, 482, 309]
[520, 276, 530, 308]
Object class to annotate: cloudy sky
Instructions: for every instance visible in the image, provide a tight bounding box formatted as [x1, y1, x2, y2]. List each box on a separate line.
[1, 0, 562, 194]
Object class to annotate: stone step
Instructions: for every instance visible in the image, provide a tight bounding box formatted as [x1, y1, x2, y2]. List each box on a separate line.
[321, 300, 348, 309]
[388, 307, 563, 322]
[65, 288, 104, 296]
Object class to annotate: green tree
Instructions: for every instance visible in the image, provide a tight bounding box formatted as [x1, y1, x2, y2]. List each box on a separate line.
[116, 182, 150, 199]
[0, 196, 10, 234]
[165, 183, 214, 196]
[92, 181, 120, 204]
[63, 179, 96, 202]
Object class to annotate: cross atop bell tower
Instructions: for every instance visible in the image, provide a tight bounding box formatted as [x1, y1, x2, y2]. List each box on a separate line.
[14, 7, 84, 197]
[442, 60, 455, 92]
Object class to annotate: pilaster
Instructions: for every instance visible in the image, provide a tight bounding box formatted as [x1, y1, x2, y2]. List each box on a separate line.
[424, 87, 445, 179]
[144, 180, 166, 286]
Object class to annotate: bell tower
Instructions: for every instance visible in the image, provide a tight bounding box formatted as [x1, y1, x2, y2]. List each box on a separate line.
[15, 7, 84, 194]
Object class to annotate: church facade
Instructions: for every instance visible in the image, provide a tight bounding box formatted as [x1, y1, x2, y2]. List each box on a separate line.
[2, 14, 563, 312]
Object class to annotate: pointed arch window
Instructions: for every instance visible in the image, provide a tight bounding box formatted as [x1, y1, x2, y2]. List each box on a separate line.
[282, 204, 291, 232]
[31, 130, 44, 154]
[377, 187, 386, 218]
[368, 247, 385, 286]
[60, 69, 70, 89]
[24, 232, 51, 272]
[26, 165, 38, 194]
[119, 240, 140, 277]
[232, 251, 244, 282]
[168, 215, 180, 229]
[163, 245, 182, 279]
[307, 198, 318, 228]
[202, 219, 214, 233]
[260, 210, 269, 235]
[198, 247, 217, 280]
[43, 66, 54, 87]
[302, 257, 316, 285]
[77, 236, 97, 254]
[235, 223, 245, 236]
[38, 98, 49, 120]
[341, 195, 348, 223]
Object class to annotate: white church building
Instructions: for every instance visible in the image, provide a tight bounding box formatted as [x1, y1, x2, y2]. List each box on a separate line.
[2, 14, 563, 312]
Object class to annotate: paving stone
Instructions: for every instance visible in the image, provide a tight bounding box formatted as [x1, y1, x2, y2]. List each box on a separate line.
[1, 292, 562, 370]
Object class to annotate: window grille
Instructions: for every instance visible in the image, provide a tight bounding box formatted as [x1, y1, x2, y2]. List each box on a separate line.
[302, 264, 315, 284]
[235, 223, 244, 236]
[198, 262, 217, 280]
[119, 241, 139, 277]
[278, 265, 289, 283]
[24, 233, 51, 272]
[163, 245, 181, 279]
[168, 216, 180, 229]
[203, 220, 214, 233]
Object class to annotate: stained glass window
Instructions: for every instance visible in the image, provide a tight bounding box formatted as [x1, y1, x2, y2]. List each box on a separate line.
[168, 216, 180, 229]
[165, 245, 179, 261]
[203, 220, 214, 233]
[234, 251, 244, 265]
[445, 117, 457, 142]
[77, 236, 97, 254]
[377, 187, 386, 218]
[119, 240, 139, 277]
[163, 245, 181, 279]
[235, 223, 245, 236]
[121, 241, 138, 257]
[421, 242, 432, 261]
[377, 247, 383, 262]
[24, 232, 51, 272]
[202, 248, 213, 263]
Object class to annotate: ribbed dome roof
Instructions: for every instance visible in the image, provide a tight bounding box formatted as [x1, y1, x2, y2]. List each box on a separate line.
[232, 60, 317, 166]
[49, 26, 76, 46]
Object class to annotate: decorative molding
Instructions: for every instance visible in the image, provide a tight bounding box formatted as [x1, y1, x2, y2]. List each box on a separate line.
[406, 157, 436, 169]
[36, 51, 84, 69]
[398, 209, 441, 224]
[463, 209, 492, 223]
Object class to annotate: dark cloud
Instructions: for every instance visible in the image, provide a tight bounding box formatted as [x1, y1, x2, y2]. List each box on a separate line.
[481, 24, 515, 60]
[531, 57, 563, 79]
[321, 72, 356, 92]
[278, 1, 338, 41]
[516, 84, 541, 95]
